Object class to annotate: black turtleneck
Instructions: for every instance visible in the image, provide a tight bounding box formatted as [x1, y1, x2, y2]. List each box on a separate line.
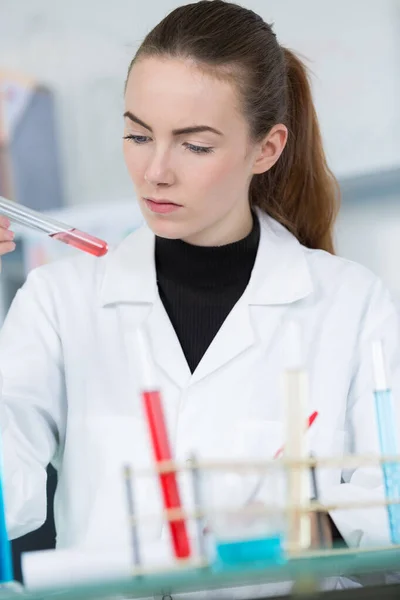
[155, 216, 260, 373]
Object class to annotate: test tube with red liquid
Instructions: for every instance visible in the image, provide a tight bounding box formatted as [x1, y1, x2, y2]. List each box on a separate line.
[135, 326, 191, 560]
[0, 196, 108, 257]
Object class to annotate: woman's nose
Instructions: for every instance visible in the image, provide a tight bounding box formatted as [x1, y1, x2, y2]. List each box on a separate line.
[144, 150, 175, 186]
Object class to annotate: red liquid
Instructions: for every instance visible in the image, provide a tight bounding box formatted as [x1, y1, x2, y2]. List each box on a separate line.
[142, 390, 191, 559]
[49, 229, 108, 257]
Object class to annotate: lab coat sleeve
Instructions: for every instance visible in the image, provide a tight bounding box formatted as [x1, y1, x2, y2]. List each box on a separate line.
[324, 278, 400, 548]
[0, 268, 65, 539]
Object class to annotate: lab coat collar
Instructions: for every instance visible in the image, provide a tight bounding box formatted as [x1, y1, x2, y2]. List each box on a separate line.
[99, 208, 313, 307]
[247, 207, 313, 305]
[100, 209, 313, 387]
[100, 225, 158, 306]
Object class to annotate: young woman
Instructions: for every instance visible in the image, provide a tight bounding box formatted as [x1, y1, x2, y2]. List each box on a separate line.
[0, 0, 398, 595]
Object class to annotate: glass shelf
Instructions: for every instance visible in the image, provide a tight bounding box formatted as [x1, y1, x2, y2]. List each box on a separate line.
[1, 546, 399, 600]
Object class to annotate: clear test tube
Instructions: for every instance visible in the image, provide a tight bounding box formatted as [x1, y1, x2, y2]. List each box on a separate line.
[372, 340, 400, 544]
[0, 196, 108, 257]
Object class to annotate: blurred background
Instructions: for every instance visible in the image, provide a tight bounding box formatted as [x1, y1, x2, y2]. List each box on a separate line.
[0, 0, 399, 580]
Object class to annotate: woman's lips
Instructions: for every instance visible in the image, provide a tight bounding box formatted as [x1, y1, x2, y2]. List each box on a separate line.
[143, 198, 182, 214]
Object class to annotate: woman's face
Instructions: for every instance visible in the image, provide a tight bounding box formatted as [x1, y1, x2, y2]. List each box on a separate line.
[123, 57, 284, 245]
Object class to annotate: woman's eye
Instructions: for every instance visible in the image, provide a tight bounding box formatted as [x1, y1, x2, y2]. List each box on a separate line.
[123, 135, 150, 144]
[122, 136, 213, 154]
[185, 143, 214, 155]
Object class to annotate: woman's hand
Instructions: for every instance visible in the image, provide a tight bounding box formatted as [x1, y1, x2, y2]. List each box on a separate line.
[0, 216, 16, 272]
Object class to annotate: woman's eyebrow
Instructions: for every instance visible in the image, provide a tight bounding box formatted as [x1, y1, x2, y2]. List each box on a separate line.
[123, 111, 223, 136]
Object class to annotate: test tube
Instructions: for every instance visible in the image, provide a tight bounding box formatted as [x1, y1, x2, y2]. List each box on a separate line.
[283, 320, 311, 552]
[188, 454, 208, 562]
[123, 465, 141, 571]
[0, 196, 108, 257]
[309, 452, 327, 549]
[135, 326, 191, 560]
[372, 340, 400, 544]
[0, 407, 12, 583]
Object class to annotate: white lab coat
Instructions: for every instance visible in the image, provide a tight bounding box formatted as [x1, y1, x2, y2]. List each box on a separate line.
[1, 209, 399, 597]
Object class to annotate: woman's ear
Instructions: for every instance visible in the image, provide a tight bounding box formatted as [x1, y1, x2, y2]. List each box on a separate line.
[252, 124, 288, 175]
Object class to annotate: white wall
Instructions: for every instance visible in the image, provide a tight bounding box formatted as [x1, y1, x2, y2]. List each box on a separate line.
[267, 0, 400, 177]
[1, 0, 399, 208]
[336, 194, 400, 300]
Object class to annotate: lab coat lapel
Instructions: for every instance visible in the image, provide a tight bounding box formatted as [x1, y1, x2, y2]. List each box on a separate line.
[100, 223, 191, 389]
[190, 294, 255, 384]
[145, 297, 192, 389]
[116, 299, 191, 391]
[191, 210, 314, 384]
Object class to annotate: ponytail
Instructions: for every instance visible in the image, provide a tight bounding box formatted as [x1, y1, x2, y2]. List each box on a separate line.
[250, 49, 340, 254]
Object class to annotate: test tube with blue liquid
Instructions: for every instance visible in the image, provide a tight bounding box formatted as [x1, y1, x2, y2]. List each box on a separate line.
[0, 398, 13, 583]
[372, 340, 400, 544]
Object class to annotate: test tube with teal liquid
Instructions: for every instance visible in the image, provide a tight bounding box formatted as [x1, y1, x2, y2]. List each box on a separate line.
[372, 340, 400, 544]
[0, 372, 12, 582]
[0, 439, 13, 582]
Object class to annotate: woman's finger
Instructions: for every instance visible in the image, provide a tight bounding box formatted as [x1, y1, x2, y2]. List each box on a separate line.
[0, 229, 15, 242]
[0, 241, 16, 255]
[0, 216, 11, 229]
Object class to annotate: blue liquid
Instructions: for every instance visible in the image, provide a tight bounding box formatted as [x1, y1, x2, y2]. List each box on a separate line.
[215, 535, 284, 568]
[0, 426, 12, 582]
[374, 390, 400, 544]
[0, 479, 12, 582]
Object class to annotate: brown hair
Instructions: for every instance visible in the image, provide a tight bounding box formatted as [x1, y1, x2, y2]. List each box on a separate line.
[127, 0, 339, 253]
